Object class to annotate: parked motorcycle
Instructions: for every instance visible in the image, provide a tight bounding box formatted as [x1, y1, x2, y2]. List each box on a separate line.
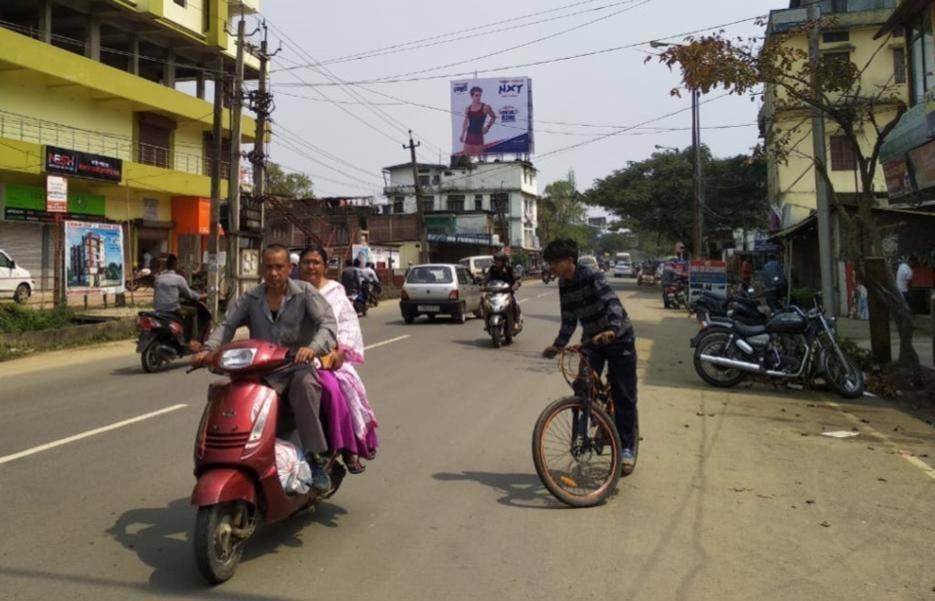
[690, 296, 864, 398]
[483, 280, 522, 347]
[664, 277, 689, 310]
[125, 267, 154, 292]
[189, 340, 347, 584]
[136, 299, 211, 372]
[691, 289, 768, 326]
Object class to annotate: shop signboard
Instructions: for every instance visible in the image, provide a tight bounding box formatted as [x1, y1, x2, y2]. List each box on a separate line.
[427, 232, 496, 246]
[689, 260, 727, 303]
[4, 184, 105, 222]
[46, 175, 68, 213]
[64, 221, 125, 294]
[450, 76, 533, 157]
[882, 156, 912, 198]
[45, 145, 123, 182]
[909, 139, 935, 191]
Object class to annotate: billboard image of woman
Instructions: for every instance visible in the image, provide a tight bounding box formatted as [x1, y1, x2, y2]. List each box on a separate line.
[459, 86, 497, 156]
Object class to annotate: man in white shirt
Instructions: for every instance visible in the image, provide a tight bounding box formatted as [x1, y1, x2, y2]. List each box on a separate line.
[896, 255, 917, 303]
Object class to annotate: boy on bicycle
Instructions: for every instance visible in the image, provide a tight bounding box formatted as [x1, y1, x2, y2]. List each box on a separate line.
[541, 238, 638, 473]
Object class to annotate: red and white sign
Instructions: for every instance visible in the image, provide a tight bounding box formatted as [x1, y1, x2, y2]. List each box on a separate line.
[46, 175, 68, 213]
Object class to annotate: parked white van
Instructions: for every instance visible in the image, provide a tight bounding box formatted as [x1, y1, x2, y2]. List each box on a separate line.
[458, 255, 494, 279]
[0, 248, 35, 303]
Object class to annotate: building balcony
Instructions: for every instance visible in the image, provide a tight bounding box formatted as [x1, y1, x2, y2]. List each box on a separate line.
[768, 0, 898, 35]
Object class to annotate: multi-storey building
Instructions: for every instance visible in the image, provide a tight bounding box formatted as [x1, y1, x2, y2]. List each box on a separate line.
[0, 0, 259, 292]
[382, 159, 540, 255]
[764, 0, 904, 228]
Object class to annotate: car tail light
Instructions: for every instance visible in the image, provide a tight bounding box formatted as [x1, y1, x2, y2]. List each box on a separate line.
[169, 321, 183, 335]
[400, 289, 409, 301]
[137, 316, 158, 331]
[448, 290, 459, 301]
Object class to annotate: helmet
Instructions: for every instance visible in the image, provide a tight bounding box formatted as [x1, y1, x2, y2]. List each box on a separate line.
[290, 252, 300, 265]
[493, 252, 508, 264]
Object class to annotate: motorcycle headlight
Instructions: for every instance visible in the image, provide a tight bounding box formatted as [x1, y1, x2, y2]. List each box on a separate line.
[219, 348, 257, 370]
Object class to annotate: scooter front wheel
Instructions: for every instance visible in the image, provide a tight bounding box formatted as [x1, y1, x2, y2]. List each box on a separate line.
[194, 502, 252, 584]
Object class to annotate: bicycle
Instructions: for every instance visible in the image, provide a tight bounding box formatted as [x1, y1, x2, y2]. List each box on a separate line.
[532, 344, 638, 507]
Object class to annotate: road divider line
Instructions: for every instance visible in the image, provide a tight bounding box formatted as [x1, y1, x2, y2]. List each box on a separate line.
[535, 292, 553, 298]
[518, 298, 530, 304]
[0, 404, 188, 466]
[364, 335, 410, 351]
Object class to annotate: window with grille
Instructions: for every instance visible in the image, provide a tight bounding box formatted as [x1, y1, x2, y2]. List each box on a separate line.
[447, 195, 465, 212]
[894, 47, 907, 84]
[492, 193, 509, 213]
[829, 0, 847, 13]
[421, 196, 435, 213]
[474, 194, 483, 211]
[822, 50, 852, 71]
[393, 196, 404, 213]
[822, 31, 849, 44]
[418, 175, 430, 186]
[830, 136, 857, 171]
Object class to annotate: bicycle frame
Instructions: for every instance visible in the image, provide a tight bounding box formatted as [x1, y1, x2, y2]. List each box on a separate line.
[559, 347, 615, 457]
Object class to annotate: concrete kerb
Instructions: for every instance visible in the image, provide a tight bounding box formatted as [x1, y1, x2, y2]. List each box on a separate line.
[0, 316, 137, 355]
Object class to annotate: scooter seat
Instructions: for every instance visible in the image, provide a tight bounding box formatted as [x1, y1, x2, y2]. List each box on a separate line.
[732, 322, 767, 337]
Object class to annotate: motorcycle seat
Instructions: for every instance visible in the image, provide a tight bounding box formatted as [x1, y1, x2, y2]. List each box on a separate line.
[732, 322, 768, 337]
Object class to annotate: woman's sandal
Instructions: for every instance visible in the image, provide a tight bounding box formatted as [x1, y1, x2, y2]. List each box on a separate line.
[342, 452, 366, 474]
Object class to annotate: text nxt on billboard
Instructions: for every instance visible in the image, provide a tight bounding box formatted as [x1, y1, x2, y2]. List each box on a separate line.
[450, 77, 533, 158]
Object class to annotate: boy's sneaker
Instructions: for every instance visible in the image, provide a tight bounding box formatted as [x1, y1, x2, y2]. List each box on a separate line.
[620, 448, 636, 475]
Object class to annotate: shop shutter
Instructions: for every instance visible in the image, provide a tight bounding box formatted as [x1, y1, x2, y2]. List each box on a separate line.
[0, 222, 49, 290]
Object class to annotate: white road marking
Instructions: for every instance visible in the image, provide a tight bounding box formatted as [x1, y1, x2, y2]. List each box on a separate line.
[364, 335, 410, 351]
[535, 292, 553, 298]
[0, 404, 188, 466]
[518, 298, 530, 304]
[826, 400, 935, 481]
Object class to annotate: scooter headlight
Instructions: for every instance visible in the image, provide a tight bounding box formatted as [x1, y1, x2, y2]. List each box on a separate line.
[219, 348, 257, 370]
[244, 396, 272, 451]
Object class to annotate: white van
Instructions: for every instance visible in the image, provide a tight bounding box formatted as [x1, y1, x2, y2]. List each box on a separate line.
[459, 255, 494, 279]
[613, 252, 633, 278]
[0, 248, 35, 303]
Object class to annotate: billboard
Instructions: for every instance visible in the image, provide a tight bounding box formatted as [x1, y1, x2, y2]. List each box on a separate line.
[65, 221, 125, 294]
[450, 77, 533, 157]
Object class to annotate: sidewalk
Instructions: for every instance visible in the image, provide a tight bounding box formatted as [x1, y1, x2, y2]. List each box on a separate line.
[837, 315, 933, 367]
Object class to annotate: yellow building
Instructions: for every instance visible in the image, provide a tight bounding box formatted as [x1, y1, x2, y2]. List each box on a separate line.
[0, 0, 259, 293]
[764, 0, 906, 228]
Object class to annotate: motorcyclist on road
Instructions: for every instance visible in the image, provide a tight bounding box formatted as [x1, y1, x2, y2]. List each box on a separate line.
[361, 262, 382, 304]
[192, 244, 338, 493]
[153, 254, 205, 343]
[484, 252, 521, 331]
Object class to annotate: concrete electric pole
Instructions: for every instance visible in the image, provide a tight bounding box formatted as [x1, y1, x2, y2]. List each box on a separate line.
[208, 57, 224, 321]
[807, 0, 837, 315]
[227, 14, 245, 299]
[404, 130, 429, 263]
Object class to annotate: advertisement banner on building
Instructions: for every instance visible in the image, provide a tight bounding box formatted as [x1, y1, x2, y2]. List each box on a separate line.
[882, 156, 912, 198]
[688, 260, 727, 303]
[908, 139, 935, 191]
[45, 145, 123, 182]
[450, 77, 533, 157]
[46, 175, 68, 213]
[65, 221, 125, 294]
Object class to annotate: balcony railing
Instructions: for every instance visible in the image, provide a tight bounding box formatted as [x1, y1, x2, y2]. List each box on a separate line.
[0, 110, 224, 178]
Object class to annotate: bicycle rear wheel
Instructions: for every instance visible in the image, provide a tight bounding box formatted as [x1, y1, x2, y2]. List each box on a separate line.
[532, 396, 621, 507]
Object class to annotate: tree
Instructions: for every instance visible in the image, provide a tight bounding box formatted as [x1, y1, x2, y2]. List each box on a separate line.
[653, 18, 918, 369]
[537, 172, 591, 247]
[266, 162, 314, 198]
[585, 149, 767, 247]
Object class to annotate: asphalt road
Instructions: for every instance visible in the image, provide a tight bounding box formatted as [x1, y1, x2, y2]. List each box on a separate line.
[0, 279, 933, 601]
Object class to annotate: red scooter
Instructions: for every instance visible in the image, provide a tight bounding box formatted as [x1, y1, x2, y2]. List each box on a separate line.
[189, 340, 346, 584]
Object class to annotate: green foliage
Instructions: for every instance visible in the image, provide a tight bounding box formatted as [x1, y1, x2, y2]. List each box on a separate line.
[585, 149, 767, 246]
[537, 176, 593, 248]
[789, 287, 818, 308]
[595, 232, 635, 256]
[267, 162, 314, 198]
[0, 304, 75, 334]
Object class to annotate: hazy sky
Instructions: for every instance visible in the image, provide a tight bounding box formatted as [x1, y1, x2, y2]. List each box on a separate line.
[256, 0, 782, 201]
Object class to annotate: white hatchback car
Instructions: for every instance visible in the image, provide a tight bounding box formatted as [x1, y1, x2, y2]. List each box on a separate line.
[400, 264, 482, 324]
[0, 249, 35, 304]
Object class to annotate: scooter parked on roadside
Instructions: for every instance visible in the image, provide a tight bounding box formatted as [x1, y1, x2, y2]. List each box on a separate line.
[136, 298, 210, 372]
[189, 340, 347, 584]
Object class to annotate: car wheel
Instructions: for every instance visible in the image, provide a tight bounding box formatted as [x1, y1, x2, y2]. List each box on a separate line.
[453, 303, 466, 324]
[13, 283, 31, 304]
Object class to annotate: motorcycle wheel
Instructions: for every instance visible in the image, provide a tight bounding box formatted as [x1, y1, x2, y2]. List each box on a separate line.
[692, 331, 746, 388]
[491, 324, 502, 348]
[822, 351, 865, 399]
[194, 502, 251, 584]
[140, 342, 168, 373]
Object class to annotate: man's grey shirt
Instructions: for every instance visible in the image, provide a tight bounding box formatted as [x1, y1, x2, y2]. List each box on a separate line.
[153, 270, 200, 312]
[204, 279, 337, 356]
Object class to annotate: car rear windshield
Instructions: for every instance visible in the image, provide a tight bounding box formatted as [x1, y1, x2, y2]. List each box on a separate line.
[407, 266, 453, 284]
[475, 258, 493, 270]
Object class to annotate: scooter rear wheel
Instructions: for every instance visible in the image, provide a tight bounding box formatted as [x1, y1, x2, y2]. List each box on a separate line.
[140, 342, 169, 373]
[194, 502, 251, 584]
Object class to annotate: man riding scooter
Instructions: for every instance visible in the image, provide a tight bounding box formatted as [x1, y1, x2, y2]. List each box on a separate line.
[153, 254, 205, 343]
[192, 244, 337, 493]
[484, 252, 522, 332]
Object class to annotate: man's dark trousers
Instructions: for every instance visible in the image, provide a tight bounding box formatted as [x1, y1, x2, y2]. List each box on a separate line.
[266, 366, 327, 454]
[582, 335, 638, 450]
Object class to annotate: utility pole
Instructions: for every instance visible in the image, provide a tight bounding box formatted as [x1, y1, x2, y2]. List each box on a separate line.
[250, 23, 275, 251]
[227, 14, 245, 298]
[807, 0, 837, 315]
[404, 130, 429, 263]
[691, 87, 704, 259]
[208, 57, 224, 321]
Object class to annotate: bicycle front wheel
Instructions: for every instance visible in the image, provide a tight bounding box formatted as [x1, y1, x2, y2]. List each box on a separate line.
[532, 396, 621, 507]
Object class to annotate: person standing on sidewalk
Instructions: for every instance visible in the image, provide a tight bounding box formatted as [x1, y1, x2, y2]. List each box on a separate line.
[897, 255, 916, 304]
[541, 238, 638, 474]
